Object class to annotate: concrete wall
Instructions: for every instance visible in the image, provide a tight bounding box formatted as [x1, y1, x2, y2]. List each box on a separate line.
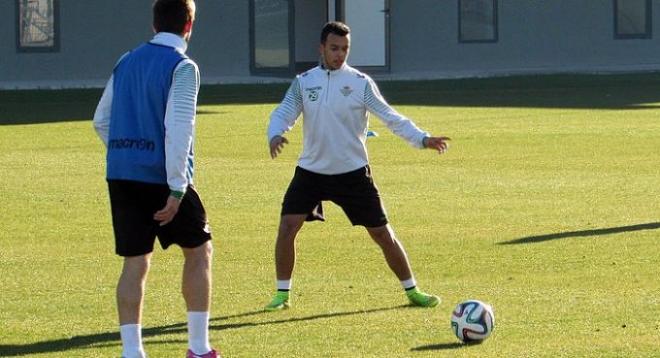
[189, 1, 250, 80]
[2, 0, 659, 89]
[0, 0, 250, 89]
[388, 0, 660, 78]
[294, 0, 326, 64]
[1, 1, 151, 88]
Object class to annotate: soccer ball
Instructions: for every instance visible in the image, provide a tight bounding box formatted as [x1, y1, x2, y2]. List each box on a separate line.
[450, 300, 495, 343]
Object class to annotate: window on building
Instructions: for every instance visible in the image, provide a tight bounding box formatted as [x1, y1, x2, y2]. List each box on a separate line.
[17, 0, 59, 52]
[251, 0, 293, 74]
[615, 0, 652, 39]
[459, 0, 498, 43]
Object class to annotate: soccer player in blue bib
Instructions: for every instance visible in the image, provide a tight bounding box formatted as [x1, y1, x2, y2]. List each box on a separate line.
[266, 21, 451, 311]
[93, 1, 218, 357]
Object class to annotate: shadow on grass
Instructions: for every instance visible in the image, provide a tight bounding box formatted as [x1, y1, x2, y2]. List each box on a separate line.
[499, 222, 660, 245]
[411, 342, 466, 351]
[2, 73, 660, 125]
[208, 304, 409, 331]
[0, 305, 407, 356]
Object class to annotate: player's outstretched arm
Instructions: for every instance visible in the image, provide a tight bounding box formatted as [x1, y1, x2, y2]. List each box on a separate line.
[423, 136, 451, 154]
[269, 135, 289, 159]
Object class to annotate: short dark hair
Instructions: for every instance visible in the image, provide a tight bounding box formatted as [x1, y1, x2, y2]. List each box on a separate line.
[320, 21, 350, 43]
[153, 0, 195, 35]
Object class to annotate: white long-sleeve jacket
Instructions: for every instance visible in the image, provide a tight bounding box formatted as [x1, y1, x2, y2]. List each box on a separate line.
[267, 64, 429, 175]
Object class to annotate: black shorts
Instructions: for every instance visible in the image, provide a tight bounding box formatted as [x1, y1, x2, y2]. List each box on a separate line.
[281, 165, 388, 228]
[107, 180, 212, 257]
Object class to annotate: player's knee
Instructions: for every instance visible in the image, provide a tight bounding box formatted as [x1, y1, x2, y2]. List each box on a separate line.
[278, 217, 303, 240]
[185, 242, 213, 266]
[368, 226, 396, 247]
[201, 241, 213, 258]
[122, 255, 151, 278]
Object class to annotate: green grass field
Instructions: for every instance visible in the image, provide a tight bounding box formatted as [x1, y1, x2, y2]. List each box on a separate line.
[1, 74, 659, 357]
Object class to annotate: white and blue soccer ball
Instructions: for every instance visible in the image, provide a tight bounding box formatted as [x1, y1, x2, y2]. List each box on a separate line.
[450, 299, 495, 343]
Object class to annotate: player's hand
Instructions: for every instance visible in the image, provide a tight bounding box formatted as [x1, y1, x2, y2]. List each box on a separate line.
[270, 135, 289, 159]
[424, 136, 451, 154]
[153, 195, 182, 226]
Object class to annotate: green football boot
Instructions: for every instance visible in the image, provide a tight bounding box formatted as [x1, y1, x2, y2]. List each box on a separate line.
[406, 288, 440, 308]
[265, 291, 290, 311]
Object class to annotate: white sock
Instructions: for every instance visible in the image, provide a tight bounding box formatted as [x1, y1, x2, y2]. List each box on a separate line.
[277, 279, 292, 291]
[120, 324, 145, 358]
[401, 277, 417, 290]
[188, 311, 212, 355]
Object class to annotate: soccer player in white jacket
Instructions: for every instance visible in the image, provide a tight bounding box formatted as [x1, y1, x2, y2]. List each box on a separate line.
[266, 21, 450, 311]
